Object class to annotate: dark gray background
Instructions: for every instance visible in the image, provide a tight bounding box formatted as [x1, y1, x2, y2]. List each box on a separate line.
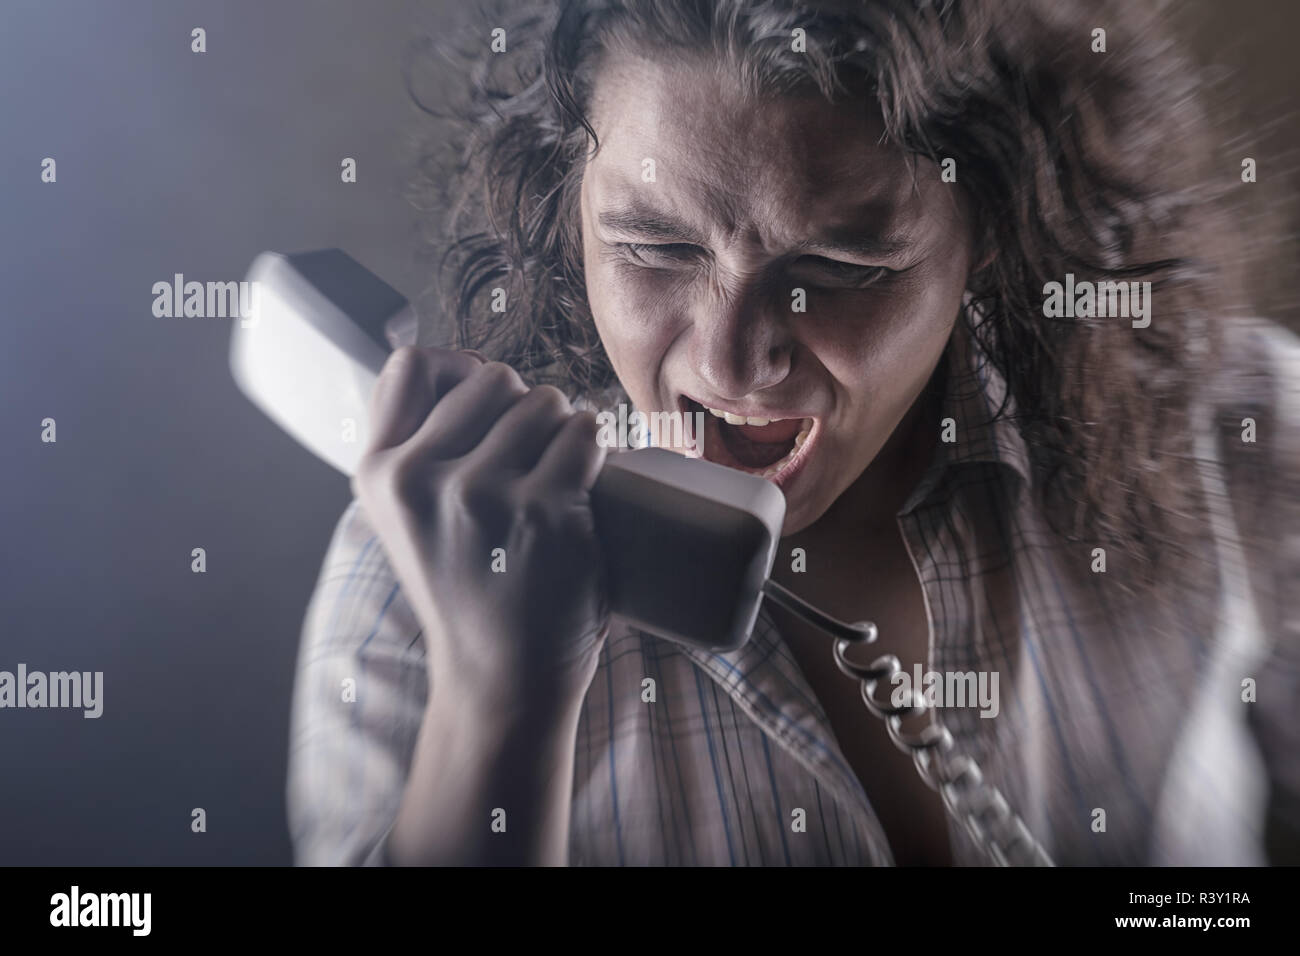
[0, 0, 1295, 865]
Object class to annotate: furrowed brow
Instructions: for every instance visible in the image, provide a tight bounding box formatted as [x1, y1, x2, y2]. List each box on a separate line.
[796, 231, 912, 261]
[795, 193, 917, 260]
[597, 194, 914, 260]
[597, 205, 706, 243]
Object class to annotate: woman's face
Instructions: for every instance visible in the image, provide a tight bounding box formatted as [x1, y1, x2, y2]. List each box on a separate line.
[579, 53, 976, 534]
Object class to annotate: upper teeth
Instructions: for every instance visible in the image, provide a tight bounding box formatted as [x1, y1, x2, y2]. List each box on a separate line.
[706, 405, 777, 426]
[698, 401, 815, 481]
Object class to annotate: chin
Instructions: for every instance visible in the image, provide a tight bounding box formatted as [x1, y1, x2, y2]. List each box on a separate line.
[779, 507, 820, 538]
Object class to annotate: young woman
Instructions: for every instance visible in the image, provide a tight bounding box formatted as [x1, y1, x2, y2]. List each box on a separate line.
[287, 0, 1297, 866]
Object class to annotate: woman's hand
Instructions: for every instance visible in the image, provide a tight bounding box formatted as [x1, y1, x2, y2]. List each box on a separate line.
[351, 346, 610, 720]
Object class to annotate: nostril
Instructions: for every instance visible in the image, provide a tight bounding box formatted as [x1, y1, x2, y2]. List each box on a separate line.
[689, 336, 791, 399]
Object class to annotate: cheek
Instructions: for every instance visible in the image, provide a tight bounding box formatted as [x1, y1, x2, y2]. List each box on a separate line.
[586, 261, 685, 397]
[799, 264, 964, 407]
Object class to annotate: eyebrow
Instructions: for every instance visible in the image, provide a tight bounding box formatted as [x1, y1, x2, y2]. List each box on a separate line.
[597, 193, 914, 261]
[597, 207, 707, 244]
[794, 231, 913, 261]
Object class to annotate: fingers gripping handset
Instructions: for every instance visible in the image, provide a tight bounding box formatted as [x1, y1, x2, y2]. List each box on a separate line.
[355, 346, 611, 706]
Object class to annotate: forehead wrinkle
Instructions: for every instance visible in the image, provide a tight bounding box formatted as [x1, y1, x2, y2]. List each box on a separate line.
[678, 164, 750, 237]
[592, 158, 918, 260]
[601, 60, 807, 236]
[590, 154, 751, 244]
[588, 115, 750, 240]
[586, 59, 928, 253]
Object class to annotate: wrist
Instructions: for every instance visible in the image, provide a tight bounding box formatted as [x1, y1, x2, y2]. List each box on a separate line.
[429, 636, 602, 728]
[427, 669, 588, 744]
[390, 683, 583, 866]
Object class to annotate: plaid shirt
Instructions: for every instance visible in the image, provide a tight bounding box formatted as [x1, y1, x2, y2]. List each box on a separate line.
[287, 318, 1298, 866]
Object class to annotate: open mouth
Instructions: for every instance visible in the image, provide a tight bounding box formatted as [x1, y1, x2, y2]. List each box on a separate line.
[680, 395, 817, 487]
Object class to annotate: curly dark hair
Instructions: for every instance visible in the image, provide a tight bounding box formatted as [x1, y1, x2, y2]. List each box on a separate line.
[401, 0, 1290, 594]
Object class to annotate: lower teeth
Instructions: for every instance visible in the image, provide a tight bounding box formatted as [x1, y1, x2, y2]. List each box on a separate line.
[755, 423, 811, 478]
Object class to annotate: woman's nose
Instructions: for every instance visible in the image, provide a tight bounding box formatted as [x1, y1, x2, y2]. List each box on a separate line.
[687, 283, 792, 401]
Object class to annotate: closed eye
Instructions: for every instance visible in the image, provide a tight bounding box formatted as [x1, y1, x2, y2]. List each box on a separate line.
[616, 242, 702, 265]
[613, 244, 894, 288]
[791, 255, 893, 288]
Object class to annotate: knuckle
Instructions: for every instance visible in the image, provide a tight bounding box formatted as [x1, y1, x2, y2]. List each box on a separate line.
[382, 345, 422, 378]
[352, 450, 431, 512]
[441, 468, 496, 513]
[478, 361, 525, 391]
[529, 384, 571, 416]
[430, 345, 480, 376]
[567, 408, 598, 436]
[352, 452, 385, 497]
[512, 494, 555, 531]
[439, 468, 469, 505]
[387, 454, 431, 500]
